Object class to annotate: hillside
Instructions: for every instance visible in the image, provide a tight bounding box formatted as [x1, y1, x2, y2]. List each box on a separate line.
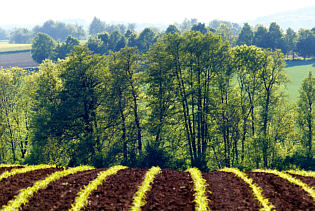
[247, 6, 315, 30]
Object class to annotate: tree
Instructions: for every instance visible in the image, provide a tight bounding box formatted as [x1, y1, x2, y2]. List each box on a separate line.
[296, 29, 315, 59]
[31, 33, 56, 63]
[108, 31, 124, 52]
[237, 23, 254, 46]
[216, 24, 235, 45]
[27, 61, 63, 164]
[267, 22, 285, 51]
[254, 25, 269, 48]
[0, 28, 8, 40]
[258, 49, 286, 167]
[87, 36, 105, 55]
[191, 23, 207, 34]
[297, 72, 314, 159]
[89, 17, 105, 36]
[33, 20, 86, 42]
[0, 68, 31, 162]
[165, 25, 180, 35]
[51, 36, 80, 60]
[233, 45, 265, 165]
[284, 28, 297, 59]
[9, 28, 33, 44]
[136, 28, 156, 53]
[29, 47, 109, 166]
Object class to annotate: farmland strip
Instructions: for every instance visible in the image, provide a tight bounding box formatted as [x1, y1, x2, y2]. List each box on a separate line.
[220, 168, 275, 211]
[22, 169, 105, 211]
[141, 169, 195, 210]
[0, 164, 55, 182]
[186, 168, 210, 211]
[83, 168, 147, 210]
[202, 170, 262, 210]
[252, 169, 315, 200]
[0, 167, 63, 208]
[70, 165, 127, 211]
[247, 171, 315, 210]
[286, 169, 315, 178]
[130, 166, 161, 211]
[1, 165, 94, 211]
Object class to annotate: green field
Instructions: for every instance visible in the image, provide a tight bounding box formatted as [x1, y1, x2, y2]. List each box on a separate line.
[284, 60, 315, 101]
[0, 43, 32, 53]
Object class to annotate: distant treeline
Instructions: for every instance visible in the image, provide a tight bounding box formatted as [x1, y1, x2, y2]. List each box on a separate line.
[1, 18, 315, 60]
[0, 31, 314, 171]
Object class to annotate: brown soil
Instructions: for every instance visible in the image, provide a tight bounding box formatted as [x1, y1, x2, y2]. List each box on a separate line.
[203, 171, 262, 210]
[0, 52, 38, 69]
[0, 167, 63, 207]
[247, 172, 315, 210]
[0, 167, 314, 210]
[0, 166, 24, 174]
[142, 169, 195, 211]
[22, 169, 104, 211]
[287, 173, 315, 187]
[84, 168, 147, 211]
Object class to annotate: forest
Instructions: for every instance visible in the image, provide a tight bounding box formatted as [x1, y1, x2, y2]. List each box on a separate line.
[0, 19, 314, 171]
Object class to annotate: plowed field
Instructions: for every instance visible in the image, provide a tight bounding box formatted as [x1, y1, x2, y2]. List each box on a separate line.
[0, 166, 314, 210]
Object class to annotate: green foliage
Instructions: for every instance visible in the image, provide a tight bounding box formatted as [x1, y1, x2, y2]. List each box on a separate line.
[297, 71, 314, 158]
[89, 17, 106, 36]
[33, 20, 86, 41]
[9, 28, 33, 44]
[0, 28, 8, 40]
[51, 36, 80, 60]
[237, 23, 254, 46]
[296, 29, 315, 59]
[31, 32, 56, 63]
[1, 27, 314, 171]
[165, 25, 180, 35]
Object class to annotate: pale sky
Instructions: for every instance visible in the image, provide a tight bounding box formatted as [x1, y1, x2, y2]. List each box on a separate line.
[1, 0, 315, 25]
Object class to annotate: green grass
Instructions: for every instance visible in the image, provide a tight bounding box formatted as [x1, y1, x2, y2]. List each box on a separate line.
[0, 43, 31, 53]
[284, 60, 315, 101]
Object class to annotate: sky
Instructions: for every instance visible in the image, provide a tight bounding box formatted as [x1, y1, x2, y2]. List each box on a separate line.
[1, 0, 315, 26]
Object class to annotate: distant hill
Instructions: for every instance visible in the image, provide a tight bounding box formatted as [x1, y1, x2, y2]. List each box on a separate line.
[247, 6, 315, 31]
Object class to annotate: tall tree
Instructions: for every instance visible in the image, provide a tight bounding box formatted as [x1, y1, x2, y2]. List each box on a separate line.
[267, 22, 285, 51]
[258, 49, 286, 167]
[237, 23, 254, 46]
[296, 29, 315, 59]
[136, 28, 156, 53]
[89, 17, 105, 36]
[254, 25, 269, 48]
[297, 72, 314, 159]
[285, 28, 297, 59]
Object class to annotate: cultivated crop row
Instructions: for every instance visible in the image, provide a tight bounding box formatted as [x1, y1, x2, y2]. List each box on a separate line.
[220, 168, 275, 211]
[0, 165, 314, 210]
